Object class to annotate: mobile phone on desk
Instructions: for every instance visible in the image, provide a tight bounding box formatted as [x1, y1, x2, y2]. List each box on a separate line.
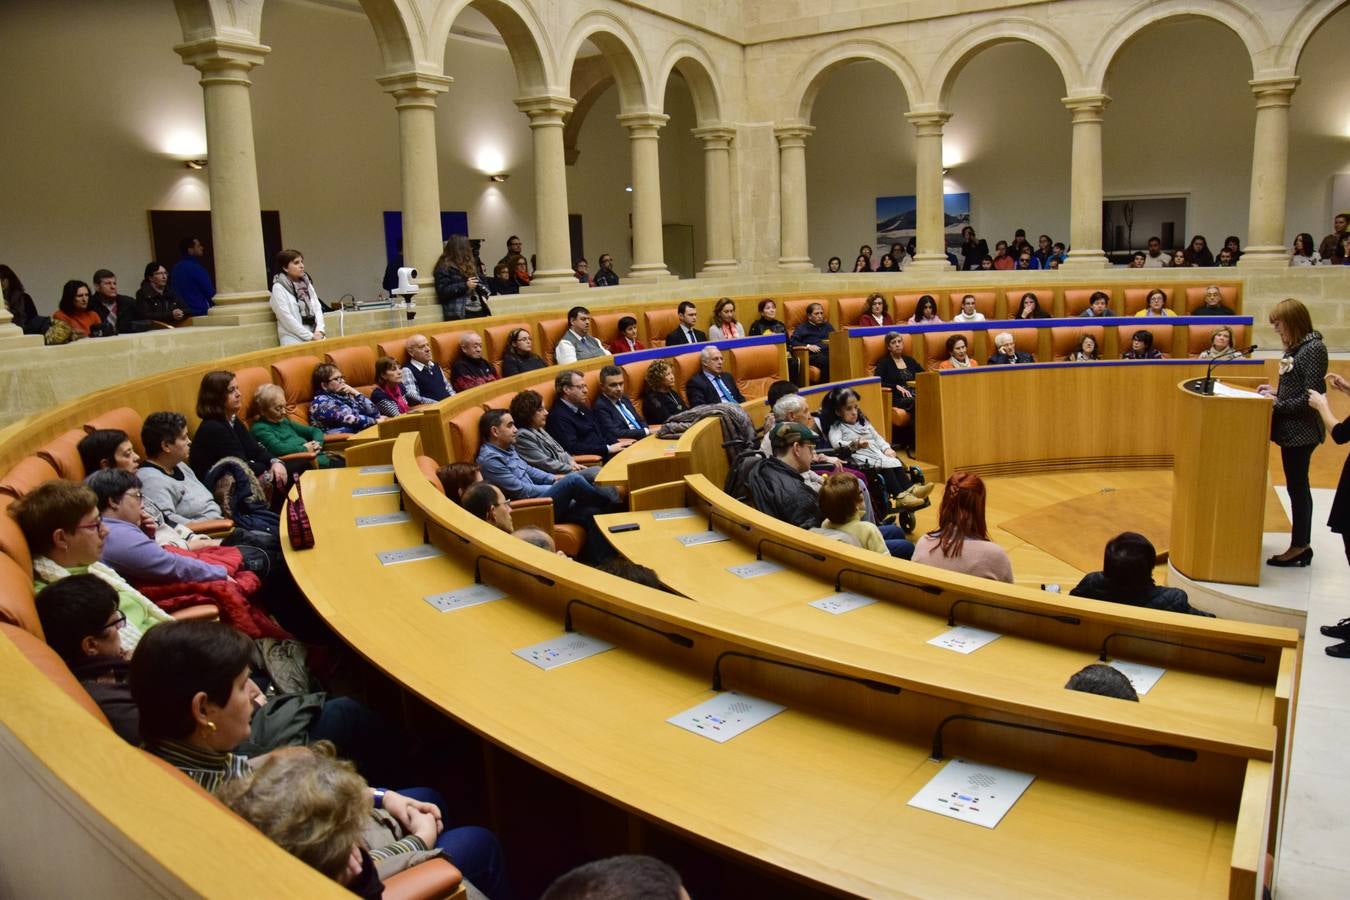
[607, 523, 640, 534]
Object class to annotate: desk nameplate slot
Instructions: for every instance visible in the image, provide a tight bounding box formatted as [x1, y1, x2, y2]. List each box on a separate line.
[359, 465, 395, 474]
[377, 545, 442, 566]
[651, 507, 697, 520]
[356, 511, 411, 527]
[513, 633, 614, 670]
[353, 484, 401, 497]
[677, 530, 728, 547]
[425, 584, 507, 612]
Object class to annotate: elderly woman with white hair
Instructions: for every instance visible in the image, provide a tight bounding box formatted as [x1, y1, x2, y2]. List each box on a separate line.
[249, 383, 344, 468]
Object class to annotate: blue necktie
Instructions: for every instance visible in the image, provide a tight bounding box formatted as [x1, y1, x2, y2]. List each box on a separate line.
[712, 375, 732, 403]
[617, 399, 640, 431]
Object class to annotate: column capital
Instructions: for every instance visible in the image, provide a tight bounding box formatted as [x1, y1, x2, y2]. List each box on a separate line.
[174, 37, 270, 83]
[1061, 93, 1111, 121]
[616, 111, 669, 136]
[1249, 75, 1300, 108]
[691, 125, 736, 148]
[903, 109, 952, 135]
[515, 94, 576, 124]
[774, 122, 814, 147]
[377, 71, 453, 109]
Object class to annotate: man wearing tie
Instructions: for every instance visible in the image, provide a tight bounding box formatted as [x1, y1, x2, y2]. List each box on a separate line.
[685, 345, 745, 407]
[547, 370, 634, 459]
[664, 301, 707, 346]
[593, 365, 649, 446]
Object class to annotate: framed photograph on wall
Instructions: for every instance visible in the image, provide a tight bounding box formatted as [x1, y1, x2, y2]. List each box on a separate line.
[876, 193, 971, 250]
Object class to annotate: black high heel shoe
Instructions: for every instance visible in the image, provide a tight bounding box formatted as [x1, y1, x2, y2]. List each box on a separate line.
[1266, 548, 1313, 567]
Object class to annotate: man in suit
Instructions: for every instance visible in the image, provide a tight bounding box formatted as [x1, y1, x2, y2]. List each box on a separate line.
[664, 301, 706, 346]
[547, 370, 633, 459]
[986, 331, 1036, 365]
[685, 345, 745, 407]
[593, 364, 648, 446]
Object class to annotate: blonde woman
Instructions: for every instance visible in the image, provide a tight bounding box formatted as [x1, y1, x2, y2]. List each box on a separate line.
[1198, 326, 1243, 361]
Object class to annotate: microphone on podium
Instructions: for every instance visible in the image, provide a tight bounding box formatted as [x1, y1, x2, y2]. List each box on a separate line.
[1188, 345, 1258, 395]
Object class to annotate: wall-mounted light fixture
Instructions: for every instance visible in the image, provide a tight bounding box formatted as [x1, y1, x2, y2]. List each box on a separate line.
[186, 159, 208, 170]
[624, 184, 633, 193]
[488, 173, 509, 183]
[941, 167, 950, 176]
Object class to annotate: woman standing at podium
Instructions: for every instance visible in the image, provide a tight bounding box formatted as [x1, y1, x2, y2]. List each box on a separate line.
[1259, 299, 1327, 567]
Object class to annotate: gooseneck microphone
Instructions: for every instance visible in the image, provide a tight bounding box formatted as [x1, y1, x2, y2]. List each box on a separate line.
[929, 713, 1198, 762]
[563, 598, 694, 648]
[711, 650, 901, 694]
[1098, 632, 1266, 664]
[1198, 344, 1259, 395]
[946, 597, 1081, 627]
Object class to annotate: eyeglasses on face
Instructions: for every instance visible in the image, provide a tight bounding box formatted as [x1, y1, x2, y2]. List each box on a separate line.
[73, 516, 104, 532]
[102, 611, 128, 633]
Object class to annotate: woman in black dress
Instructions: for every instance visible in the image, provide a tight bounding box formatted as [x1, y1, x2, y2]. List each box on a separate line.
[873, 331, 922, 448]
[642, 359, 687, 426]
[190, 370, 296, 512]
[500, 327, 547, 376]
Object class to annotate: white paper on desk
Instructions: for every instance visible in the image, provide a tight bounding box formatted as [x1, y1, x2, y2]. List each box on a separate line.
[424, 584, 507, 613]
[677, 530, 728, 547]
[667, 691, 786, 744]
[651, 507, 697, 520]
[1107, 659, 1166, 696]
[907, 758, 1035, 829]
[512, 633, 615, 671]
[1211, 381, 1269, 399]
[927, 625, 1000, 654]
[727, 560, 784, 579]
[809, 591, 878, 615]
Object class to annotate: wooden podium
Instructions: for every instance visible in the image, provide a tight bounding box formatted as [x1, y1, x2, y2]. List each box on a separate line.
[1170, 378, 1274, 586]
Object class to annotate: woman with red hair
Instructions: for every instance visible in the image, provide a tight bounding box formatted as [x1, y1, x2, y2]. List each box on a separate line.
[911, 472, 1013, 582]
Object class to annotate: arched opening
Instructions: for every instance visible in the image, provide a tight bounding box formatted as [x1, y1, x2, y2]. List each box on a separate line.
[1288, 2, 1350, 252]
[1101, 17, 1253, 263]
[656, 72, 707, 278]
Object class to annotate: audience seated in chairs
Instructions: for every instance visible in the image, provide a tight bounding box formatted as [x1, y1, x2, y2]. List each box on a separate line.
[873, 331, 921, 445]
[1013, 292, 1050, 320]
[641, 359, 688, 426]
[509, 389, 601, 481]
[78, 428, 141, 475]
[708, 297, 745, 340]
[501, 327, 548, 376]
[1, 263, 40, 331]
[593, 364, 649, 446]
[789, 303, 833, 382]
[744, 422, 823, 530]
[554, 306, 610, 364]
[938, 334, 978, 370]
[1199, 326, 1243, 360]
[818, 387, 929, 512]
[1079, 291, 1115, 317]
[1184, 235, 1215, 267]
[1070, 531, 1213, 616]
[1065, 664, 1139, 701]
[449, 332, 499, 392]
[369, 356, 411, 418]
[131, 620, 507, 897]
[250, 384, 344, 469]
[912, 471, 1013, 583]
[11, 479, 173, 654]
[1135, 288, 1175, 317]
[488, 262, 518, 296]
[548, 370, 631, 459]
[665, 301, 706, 346]
[986, 331, 1035, 365]
[951, 294, 985, 323]
[91, 269, 135, 335]
[434, 462, 481, 505]
[858, 292, 893, 327]
[461, 481, 513, 534]
[190, 371, 295, 515]
[134, 261, 189, 326]
[1067, 334, 1101, 362]
[1122, 329, 1163, 360]
[818, 471, 914, 559]
[906, 294, 942, 324]
[309, 363, 384, 435]
[685, 345, 745, 407]
[607, 316, 644, 354]
[747, 298, 787, 337]
[1191, 284, 1235, 315]
[54, 279, 106, 338]
[399, 333, 455, 405]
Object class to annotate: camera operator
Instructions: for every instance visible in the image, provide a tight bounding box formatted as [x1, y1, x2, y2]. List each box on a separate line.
[434, 234, 492, 320]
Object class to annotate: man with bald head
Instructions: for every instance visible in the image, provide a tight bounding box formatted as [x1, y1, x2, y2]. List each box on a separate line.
[400, 333, 455, 405]
[450, 332, 498, 392]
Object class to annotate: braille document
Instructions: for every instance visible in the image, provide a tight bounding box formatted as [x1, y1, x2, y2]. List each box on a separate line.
[1107, 659, 1166, 695]
[376, 544, 442, 566]
[907, 758, 1035, 829]
[424, 584, 507, 613]
[927, 625, 1000, 654]
[355, 511, 411, 527]
[358, 464, 395, 474]
[651, 507, 697, 520]
[808, 591, 878, 615]
[726, 560, 784, 579]
[667, 691, 786, 744]
[677, 530, 729, 547]
[512, 633, 615, 671]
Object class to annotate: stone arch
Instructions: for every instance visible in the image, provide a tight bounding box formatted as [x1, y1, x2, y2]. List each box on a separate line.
[1087, 0, 1266, 88]
[430, 0, 554, 96]
[791, 40, 921, 122]
[930, 19, 1081, 106]
[559, 12, 653, 113]
[356, 0, 420, 73]
[654, 41, 725, 126]
[1276, 0, 1350, 72]
[173, 0, 265, 44]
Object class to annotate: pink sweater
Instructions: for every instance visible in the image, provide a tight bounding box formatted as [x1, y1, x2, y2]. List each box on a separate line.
[912, 534, 1013, 583]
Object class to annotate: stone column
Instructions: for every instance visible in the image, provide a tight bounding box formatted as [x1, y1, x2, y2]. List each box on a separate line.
[775, 123, 815, 270]
[1240, 76, 1301, 268]
[905, 110, 954, 271]
[1061, 94, 1111, 268]
[377, 72, 452, 305]
[0, 306, 40, 350]
[616, 112, 671, 279]
[515, 95, 582, 288]
[691, 125, 738, 275]
[174, 38, 273, 323]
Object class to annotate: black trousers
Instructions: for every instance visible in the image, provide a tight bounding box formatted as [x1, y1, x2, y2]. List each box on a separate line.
[1280, 443, 1315, 547]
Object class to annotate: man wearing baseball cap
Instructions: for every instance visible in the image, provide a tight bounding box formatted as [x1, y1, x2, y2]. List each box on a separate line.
[744, 422, 823, 529]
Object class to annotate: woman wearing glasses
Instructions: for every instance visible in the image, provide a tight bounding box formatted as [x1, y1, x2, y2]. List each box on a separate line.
[308, 363, 385, 434]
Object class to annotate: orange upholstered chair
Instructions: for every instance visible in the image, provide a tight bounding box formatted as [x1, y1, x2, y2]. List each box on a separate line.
[925, 329, 976, 371]
[0, 456, 60, 501]
[782, 299, 826, 385]
[893, 292, 939, 324]
[620, 358, 656, 405]
[325, 346, 378, 397]
[269, 356, 323, 426]
[1184, 284, 1240, 315]
[446, 404, 489, 463]
[1063, 289, 1111, 317]
[1187, 322, 1248, 357]
[1006, 288, 1055, 319]
[727, 343, 784, 399]
[377, 336, 411, 366]
[945, 291, 996, 321]
[537, 317, 570, 364]
[590, 310, 636, 347]
[83, 408, 145, 457]
[987, 327, 1040, 362]
[0, 554, 42, 638]
[36, 429, 88, 481]
[233, 366, 275, 426]
[835, 296, 870, 327]
[430, 331, 473, 373]
[1051, 325, 1105, 361]
[482, 321, 529, 370]
[642, 308, 680, 348]
[1123, 287, 1172, 316]
[1118, 323, 1174, 358]
[0, 496, 33, 574]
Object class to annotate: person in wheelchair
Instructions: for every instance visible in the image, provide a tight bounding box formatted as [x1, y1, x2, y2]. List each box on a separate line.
[818, 387, 933, 514]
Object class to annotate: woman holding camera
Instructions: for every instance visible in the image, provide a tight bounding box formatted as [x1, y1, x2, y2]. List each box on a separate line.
[434, 234, 492, 320]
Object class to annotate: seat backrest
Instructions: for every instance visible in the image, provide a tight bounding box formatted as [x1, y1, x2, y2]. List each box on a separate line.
[1118, 323, 1174, 357]
[1, 622, 110, 725]
[1006, 288, 1054, 319]
[1123, 287, 1171, 316]
[642, 309, 679, 348]
[36, 429, 88, 481]
[270, 356, 322, 426]
[893, 292, 938, 324]
[945, 291, 996, 321]
[234, 365, 274, 425]
[325, 346, 377, 397]
[416, 455, 444, 491]
[447, 403, 489, 463]
[431, 330, 473, 373]
[533, 317, 567, 365]
[993, 327, 1040, 360]
[1063, 288, 1111, 317]
[782, 299, 822, 334]
[0, 456, 60, 501]
[1051, 324, 1105, 361]
[860, 335, 887, 377]
[0, 496, 33, 574]
[924, 329, 976, 371]
[376, 336, 410, 366]
[83, 407, 145, 457]
[590, 310, 636, 347]
[1187, 322, 1248, 356]
[726, 344, 784, 399]
[482, 321, 529, 370]
[620, 358, 655, 404]
[0, 553, 41, 639]
[1185, 284, 1239, 314]
[835, 296, 869, 327]
[672, 352, 704, 392]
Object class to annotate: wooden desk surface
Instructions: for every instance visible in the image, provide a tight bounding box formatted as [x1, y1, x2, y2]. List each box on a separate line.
[595, 432, 680, 487]
[284, 458, 1273, 897]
